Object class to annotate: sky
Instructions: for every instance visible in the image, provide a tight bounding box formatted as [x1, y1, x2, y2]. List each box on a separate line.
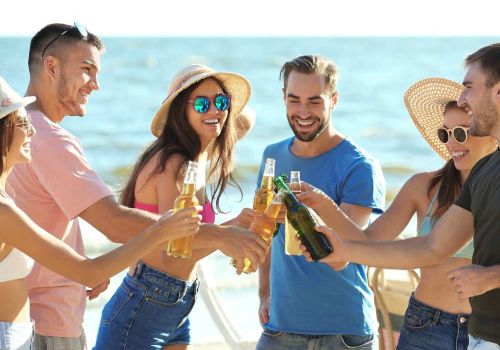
[2, 0, 500, 37]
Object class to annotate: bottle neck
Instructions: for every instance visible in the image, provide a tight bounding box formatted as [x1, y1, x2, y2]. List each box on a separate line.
[283, 191, 300, 209]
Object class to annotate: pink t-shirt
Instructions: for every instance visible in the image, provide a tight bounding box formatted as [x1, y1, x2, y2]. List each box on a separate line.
[7, 110, 112, 337]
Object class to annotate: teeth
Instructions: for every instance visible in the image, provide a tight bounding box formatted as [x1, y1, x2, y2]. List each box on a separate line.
[297, 119, 314, 126]
[203, 119, 219, 125]
[453, 151, 466, 157]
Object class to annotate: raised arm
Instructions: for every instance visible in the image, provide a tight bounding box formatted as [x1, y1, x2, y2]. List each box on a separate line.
[315, 204, 474, 270]
[0, 202, 200, 288]
[298, 173, 425, 241]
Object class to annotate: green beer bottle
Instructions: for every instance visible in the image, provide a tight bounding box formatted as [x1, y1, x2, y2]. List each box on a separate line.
[274, 174, 333, 261]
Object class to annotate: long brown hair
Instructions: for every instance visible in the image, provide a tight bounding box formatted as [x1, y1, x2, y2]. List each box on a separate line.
[120, 77, 241, 212]
[0, 113, 16, 175]
[427, 101, 463, 219]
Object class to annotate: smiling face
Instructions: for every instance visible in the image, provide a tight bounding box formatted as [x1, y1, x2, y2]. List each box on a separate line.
[54, 41, 101, 118]
[283, 71, 337, 142]
[3, 108, 36, 171]
[442, 106, 497, 172]
[458, 62, 499, 137]
[185, 78, 229, 146]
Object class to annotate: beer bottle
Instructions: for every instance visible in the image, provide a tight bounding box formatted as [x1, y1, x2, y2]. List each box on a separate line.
[233, 189, 285, 273]
[166, 161, 199, 258]
[253, 158, 275, 212]
[274, 174, 333, 261]
[285, 171, 302, 255]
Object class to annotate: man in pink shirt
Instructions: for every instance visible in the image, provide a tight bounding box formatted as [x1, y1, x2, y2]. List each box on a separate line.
[7, 23, 268, 350]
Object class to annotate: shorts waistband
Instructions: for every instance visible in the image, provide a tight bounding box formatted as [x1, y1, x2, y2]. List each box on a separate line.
[130, 261, 198, 294]
[409, 293, 470, 325]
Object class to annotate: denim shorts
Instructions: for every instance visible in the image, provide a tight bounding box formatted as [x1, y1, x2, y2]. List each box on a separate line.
[256, 326, 377, 350]
[397, 293, 469, 350]
[0, 321, 33, 350]
[94, 261, 199, 350]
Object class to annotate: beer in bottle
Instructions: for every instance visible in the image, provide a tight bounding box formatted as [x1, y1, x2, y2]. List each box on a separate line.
[233, 189, 284, 273]
[285, 171, 302, 255]
[166, 161, 199, 258]
[274, 174, 333, 261]
[253, 158, 275, 212]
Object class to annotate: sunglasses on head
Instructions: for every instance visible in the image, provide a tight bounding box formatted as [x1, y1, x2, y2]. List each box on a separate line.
[41, 22, 88, 60]
[187, 94, 230, 114]
[437, 126, 470, 144]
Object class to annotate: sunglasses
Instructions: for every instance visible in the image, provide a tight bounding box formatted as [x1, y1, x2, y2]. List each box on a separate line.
[187, 94, 230, 114]
[6, 115, 32, 132]
[437, 126, 470, 144]
[41, 22, 88, 60]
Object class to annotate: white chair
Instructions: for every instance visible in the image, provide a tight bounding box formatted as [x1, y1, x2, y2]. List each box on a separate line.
[198, 264, 257, 350]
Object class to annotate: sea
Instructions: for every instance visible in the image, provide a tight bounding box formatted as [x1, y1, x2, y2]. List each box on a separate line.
[1, 36, 496, 346]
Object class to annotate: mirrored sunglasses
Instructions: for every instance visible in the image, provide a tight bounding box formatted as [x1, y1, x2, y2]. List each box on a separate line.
[41, 22, 88, 60]
[188, 94, 230, 114]
[437, 126, 469, 144]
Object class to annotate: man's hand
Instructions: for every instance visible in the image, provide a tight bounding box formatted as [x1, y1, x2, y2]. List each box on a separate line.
[230, 208, 257, 229]
[299, 225, 349, 270]
[219, 226, 269, 274]
[447, 264, 494, 298]
[258, 295, 270, 325]
[86, 279, 110, 300]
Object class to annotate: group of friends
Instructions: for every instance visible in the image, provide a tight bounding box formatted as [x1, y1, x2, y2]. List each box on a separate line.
[0, 22, 498, 350]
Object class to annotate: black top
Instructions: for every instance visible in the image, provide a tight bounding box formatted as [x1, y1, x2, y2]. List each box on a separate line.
[455, 149, 500, 345]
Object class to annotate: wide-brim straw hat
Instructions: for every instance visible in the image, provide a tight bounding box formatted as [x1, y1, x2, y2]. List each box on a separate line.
[0, 76, 36, 120]
[404, 77, 464, 160]
[151, 64, 251, 137]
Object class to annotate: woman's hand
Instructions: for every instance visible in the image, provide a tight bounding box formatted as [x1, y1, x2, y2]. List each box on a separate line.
[157, 206, 203, 241]
[296, 181, 335, 213]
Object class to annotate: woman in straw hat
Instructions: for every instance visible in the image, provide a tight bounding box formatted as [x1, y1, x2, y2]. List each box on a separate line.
[296, 78, 497, 350]
[0, 76, 201, 350]
[94, 64, 264, 350]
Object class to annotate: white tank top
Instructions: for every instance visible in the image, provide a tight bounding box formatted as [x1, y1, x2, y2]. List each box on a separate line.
[0, 247, 34, 282]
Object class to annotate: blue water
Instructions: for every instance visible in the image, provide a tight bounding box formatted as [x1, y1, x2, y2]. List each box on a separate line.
[1, 37, 496, 345]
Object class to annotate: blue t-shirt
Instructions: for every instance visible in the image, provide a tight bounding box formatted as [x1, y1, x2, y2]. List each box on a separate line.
[259, 136, 386, 335]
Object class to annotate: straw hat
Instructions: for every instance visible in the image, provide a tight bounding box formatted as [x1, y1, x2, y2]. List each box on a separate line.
[151, 64, 251, 137]
[404, 78, 464, 160]
[0, 77, 36, 120]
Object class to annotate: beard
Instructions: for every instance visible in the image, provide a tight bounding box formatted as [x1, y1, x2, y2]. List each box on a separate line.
[287, 113, 329, 142]
[470, 93, 498, 137]
[57, 73, 85, 117]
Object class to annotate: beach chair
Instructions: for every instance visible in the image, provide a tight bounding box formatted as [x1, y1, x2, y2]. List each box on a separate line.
[368, 267, 420, 350]
[198, 264, 256, 350]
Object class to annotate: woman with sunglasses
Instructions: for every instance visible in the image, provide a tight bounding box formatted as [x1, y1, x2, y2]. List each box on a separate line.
[296, 78, 497, 350]
[94, 65, 264, 350]
[0, 78, 201, 349]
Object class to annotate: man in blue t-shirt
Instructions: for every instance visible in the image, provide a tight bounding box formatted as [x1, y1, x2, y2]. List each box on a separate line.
[256, 55, 386, 350]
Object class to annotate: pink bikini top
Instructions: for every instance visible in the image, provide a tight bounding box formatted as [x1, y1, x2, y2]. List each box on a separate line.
[134, 200, 216, 224]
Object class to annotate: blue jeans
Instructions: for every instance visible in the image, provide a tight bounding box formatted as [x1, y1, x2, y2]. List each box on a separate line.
[468, 336, 500, 350]
[94, 262, 199, 350]
[397, 293, 469, 350]
[256, 327, 376, 350]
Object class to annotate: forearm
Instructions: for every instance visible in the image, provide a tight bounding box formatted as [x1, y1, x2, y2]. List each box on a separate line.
[483, 265, 500, 292]
[315, 198, 369, 241]
[99, 206, 159, 243]
[344, 236, 444, 269]
[191, 224, 225, 250]
[258, 252, 271, 300]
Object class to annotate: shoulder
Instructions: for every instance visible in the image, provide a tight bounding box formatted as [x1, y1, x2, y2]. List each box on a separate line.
[402, 171, 437, 197]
